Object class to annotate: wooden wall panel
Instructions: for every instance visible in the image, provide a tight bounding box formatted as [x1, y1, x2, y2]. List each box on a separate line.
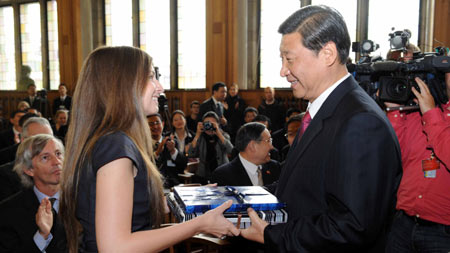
[433, 0, 450, 49]
[57, 0, 82, 95]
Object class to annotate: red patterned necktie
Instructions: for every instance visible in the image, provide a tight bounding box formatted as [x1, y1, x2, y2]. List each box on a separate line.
[297, 111, 311, 143]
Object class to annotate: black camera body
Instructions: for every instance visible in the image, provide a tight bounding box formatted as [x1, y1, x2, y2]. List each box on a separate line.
[203, 121, 216, 131]
[349, 54, 450, 106]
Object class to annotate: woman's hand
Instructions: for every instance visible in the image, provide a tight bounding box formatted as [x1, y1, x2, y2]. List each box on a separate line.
[198, 200, 240, 238]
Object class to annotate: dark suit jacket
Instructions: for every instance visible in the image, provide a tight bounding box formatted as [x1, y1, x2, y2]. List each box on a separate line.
[155, 138, 188, 188]
[199, 97, 222, 120]
[0, 143, 18, 165]
[23, 97, 50, 118]
[0, 161, 22, 202]
[52, 96, 72, 114]
[264, 76, 402, 252]
[211, 156, 281, 186]
[0, 128, 15, 150]
[0, 188, 67, 252]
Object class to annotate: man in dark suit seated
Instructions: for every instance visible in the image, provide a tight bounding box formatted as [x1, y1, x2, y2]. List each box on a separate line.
[0, 134, 66, 252]
[0, 110, 26, 150]
[211, 122, 280, 187]
[52, 83, 72, 114]
[147, 113, 187, 188]
[0, 116, 54, 201]
[241, 5, 402, 252]
[0, 112, 41, 165]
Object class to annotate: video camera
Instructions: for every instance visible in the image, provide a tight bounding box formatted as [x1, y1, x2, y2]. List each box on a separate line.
[348, 30, 450, 107]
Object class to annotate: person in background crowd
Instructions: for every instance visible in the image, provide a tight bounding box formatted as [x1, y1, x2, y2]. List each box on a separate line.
[224, 83, 247, 144]
[53, 83, 72, 114]
[243, 107, 258, 124]
[0, 110, 26, 150]
[272, 107, 302, 152]
[258, 87, 286, 131]
[52, 110, 69, 140]
[280, 114, 304, 162]
[188, 111, 233, 184]
[212, 122, 281, 187]
[384, 76, 450, 251]
[171, 110, 194, 155]
[199, 82, 228, 128]
[186, 100, 200, 133]
[60, 46, 238, 253]
[18, 101, 31, 112]
[148, 113, 187, 188]
[0, 134, 66, 252]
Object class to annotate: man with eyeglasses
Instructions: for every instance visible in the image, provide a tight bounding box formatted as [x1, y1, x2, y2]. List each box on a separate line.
[211, 122, 281, 188]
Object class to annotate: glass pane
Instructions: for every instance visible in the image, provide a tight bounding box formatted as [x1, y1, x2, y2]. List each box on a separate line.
[105, 0, 133, 46]
[177, 0, 205, 89]
[311, 0, 357, 48]
[260, 0, 300, 88]
[48, 0, 60, 90]
[368, 0, 420, 60]
[20, 2, 43, 89]
[0, 6, 16, 90]
[140, 0, 171, 90]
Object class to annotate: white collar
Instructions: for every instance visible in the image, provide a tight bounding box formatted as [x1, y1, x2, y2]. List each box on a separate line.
[239, 154, 260, 186]
[308, 73, 350, 119]
[212, 96, 220, 106]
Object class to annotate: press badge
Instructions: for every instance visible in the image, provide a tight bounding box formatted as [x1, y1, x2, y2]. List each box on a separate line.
[422, 152, 440, 178]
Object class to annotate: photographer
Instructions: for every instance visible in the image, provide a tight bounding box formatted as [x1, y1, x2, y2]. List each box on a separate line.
[385, 72, 450, 251]
[188, 111, 233, 184]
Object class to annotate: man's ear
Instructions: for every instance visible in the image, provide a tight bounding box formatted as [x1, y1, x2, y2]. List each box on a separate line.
[24, 167, 34, 177]
[320, 42, 338, 66]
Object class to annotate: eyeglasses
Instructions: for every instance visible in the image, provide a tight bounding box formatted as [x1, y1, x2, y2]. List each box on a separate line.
[148, 121, 161, 126]
[284, 133, 296, 138]
[258, 138, 273, 144]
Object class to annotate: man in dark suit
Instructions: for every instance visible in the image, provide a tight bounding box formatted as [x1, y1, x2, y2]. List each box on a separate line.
[0, 110, 26, 150]
[148, 114, 187, 188]
[0, 134, 66, 252]
[241, 5, 402, 252]
[23, 84, 50, 118]
[0, 116, 54, 201]
[211, 122, 280, 187]
[52, 83, 72, 114]
[199, 82, 228, 128]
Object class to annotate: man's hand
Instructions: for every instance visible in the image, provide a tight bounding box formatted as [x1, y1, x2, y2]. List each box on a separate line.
[165, 135, 177, 155]
[155, 137, 169, 157]
[240, 208, 268, 244]
[412, 77, 435, 114]
[36, 198, 53, 239]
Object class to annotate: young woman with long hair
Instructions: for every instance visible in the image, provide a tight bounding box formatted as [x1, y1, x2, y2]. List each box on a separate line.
[60, 46, 239, 253]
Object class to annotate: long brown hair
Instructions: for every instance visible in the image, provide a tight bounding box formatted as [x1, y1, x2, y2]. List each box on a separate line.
[60, 46, 165, 253]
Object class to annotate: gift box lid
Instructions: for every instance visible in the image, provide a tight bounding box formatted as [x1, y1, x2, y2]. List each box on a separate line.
[173, 186, 285, 214]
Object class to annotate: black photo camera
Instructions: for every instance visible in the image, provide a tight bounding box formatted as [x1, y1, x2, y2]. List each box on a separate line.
[203, 121, 216, 131]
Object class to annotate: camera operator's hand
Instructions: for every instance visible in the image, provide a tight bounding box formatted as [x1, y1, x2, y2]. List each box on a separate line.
[196, 122, 204, 137]
[212, 121, 226, 144]
[166, 135, 177, 155]
[412, 77, 435, 114]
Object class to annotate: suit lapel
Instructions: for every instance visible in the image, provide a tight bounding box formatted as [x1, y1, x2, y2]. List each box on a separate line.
[277, 76, 357, 196]
[232, 157, 253, 186]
